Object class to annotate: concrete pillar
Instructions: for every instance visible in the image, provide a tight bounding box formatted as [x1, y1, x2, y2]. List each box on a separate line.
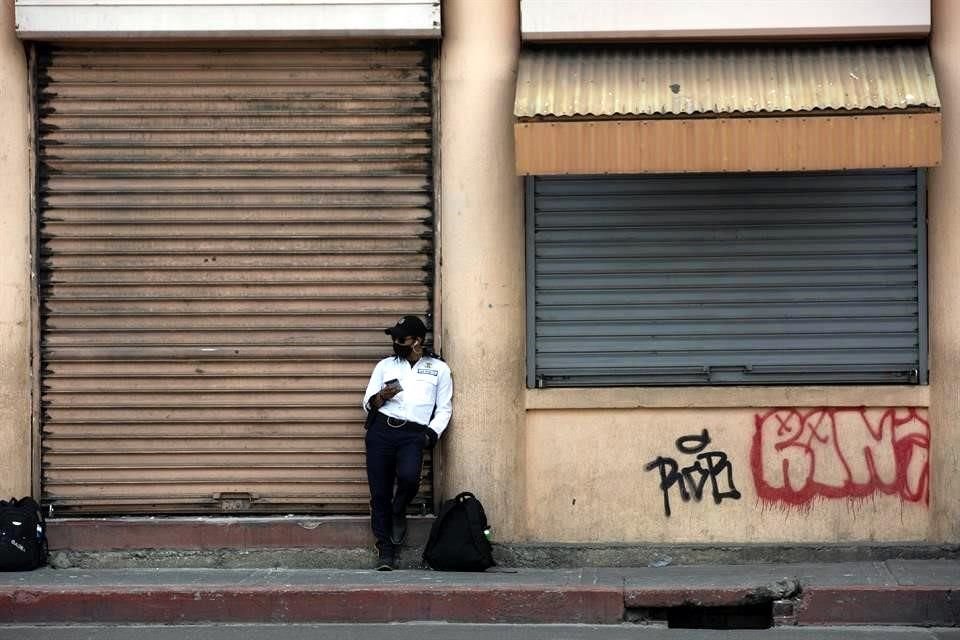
[929, 0, 960, 543]
[439, 0, 526, 539]
[0, 4, 33, 498]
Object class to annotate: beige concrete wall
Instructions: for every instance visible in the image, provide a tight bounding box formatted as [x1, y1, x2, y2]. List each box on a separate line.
[0, 3, 33, 499]
[929, 0, 960, 543]
[15, 0, 442, 39]
[521, 0, 930, 40]
[515, 8, 954, 544]
[438, 0, 527, 539]
[525, 404, 931, 542]
[440, 0, 948, 544]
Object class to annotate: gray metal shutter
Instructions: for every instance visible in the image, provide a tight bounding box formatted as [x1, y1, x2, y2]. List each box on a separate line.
[37, 45, 435, 514]
[527, 170, 926, 387]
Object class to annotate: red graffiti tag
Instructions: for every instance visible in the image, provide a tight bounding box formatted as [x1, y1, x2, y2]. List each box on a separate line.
[751, 408, 929, 506]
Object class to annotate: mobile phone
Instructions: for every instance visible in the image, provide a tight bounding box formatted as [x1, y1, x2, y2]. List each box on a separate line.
[384, 378, 402, 391]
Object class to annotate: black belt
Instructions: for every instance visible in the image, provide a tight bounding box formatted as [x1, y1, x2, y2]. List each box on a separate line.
[374, 411, 427, 430]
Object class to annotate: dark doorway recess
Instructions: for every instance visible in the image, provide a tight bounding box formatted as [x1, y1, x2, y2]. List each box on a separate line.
[667, 602, 774, 630]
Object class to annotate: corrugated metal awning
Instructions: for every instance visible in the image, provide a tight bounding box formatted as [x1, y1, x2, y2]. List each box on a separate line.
[515, 43, 940, 118]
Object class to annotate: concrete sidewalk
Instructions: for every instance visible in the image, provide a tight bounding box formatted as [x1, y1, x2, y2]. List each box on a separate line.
[0, 560, 957, 627]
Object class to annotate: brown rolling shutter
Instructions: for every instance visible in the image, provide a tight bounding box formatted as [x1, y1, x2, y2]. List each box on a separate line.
[37, 45, 436, 515]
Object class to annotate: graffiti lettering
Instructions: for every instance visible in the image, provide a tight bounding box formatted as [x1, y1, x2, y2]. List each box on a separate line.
[751, 407, 929, 507]
[676, 429, 710, 454]
[645, 429, 742, 517]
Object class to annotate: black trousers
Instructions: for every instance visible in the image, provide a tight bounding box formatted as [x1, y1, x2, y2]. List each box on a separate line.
[364, 412, 426, 547]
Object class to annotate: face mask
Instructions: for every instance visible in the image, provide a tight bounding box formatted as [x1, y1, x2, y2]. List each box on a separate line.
[393, 342, 414, 358]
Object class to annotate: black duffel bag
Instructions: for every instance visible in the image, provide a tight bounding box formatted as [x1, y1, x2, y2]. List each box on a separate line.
[0, 497, 48, 571]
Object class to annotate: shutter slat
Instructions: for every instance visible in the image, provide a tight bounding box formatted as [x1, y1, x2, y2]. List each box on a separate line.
[530, 170, 923, 386]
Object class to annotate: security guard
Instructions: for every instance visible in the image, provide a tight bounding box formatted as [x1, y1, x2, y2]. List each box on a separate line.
[362, 315, 452, 570]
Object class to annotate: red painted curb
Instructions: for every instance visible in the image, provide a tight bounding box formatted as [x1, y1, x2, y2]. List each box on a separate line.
[4, 580, 956, 626]
[0, 585, 625, 624]
[796, 586, 959, 626]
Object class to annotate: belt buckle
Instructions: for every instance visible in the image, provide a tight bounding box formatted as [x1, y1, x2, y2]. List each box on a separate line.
[386, 416, 407, 428]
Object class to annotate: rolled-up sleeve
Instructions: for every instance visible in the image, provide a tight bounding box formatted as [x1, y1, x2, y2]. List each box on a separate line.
[362, 360, 385, 413]
[428, 367, 453, 436]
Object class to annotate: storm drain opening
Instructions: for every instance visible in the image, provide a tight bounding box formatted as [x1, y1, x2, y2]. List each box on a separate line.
[666, 602, 774, 629]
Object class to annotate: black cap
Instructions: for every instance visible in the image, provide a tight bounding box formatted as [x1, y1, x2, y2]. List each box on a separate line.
[384, 315, 427, 339]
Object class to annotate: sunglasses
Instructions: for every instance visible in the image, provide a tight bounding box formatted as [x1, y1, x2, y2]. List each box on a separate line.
[392, 335, 417, 344]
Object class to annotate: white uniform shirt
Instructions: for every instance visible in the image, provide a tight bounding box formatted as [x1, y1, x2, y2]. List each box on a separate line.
[362, 355, 453, 437]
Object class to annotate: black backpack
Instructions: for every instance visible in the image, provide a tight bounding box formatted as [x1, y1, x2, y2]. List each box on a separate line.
[422, 491, 495, 572]
[0, 497, 48, 571]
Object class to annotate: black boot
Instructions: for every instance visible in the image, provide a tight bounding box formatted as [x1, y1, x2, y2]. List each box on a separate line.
[390, 508, 408, 546]
[375, 542, 397, 571]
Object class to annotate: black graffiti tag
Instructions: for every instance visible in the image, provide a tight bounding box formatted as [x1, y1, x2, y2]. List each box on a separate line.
[644, 429, 742, 517]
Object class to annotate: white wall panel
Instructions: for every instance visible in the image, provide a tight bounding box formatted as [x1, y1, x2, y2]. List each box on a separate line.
[521, 0, 929, 40]
[16, 0, 440, 39]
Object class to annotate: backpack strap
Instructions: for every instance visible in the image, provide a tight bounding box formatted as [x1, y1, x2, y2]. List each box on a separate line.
[460, 495, 495, 567]
[451, 493, 487, 541]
